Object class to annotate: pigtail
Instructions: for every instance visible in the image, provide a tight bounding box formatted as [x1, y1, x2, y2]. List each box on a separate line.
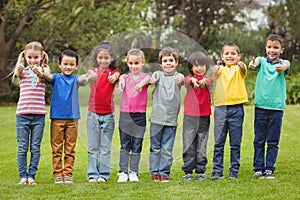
[12, 51, 26, 80]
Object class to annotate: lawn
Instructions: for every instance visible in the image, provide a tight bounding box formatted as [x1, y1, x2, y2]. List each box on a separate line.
[0, 102, 299, 199]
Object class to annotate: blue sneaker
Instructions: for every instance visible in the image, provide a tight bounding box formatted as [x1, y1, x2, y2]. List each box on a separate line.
[211, 172, 224, 180]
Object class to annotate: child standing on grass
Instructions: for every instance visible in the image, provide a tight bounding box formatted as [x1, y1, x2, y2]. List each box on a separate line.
[149, 47, 184, 182]
[249, 34, 290, 179]
[86, 41, 120, 183]
[117, 49, 150, 183]
[211, 42, 248, 180]
[38, 49, 89, 184]
[14, 41, 50, 185]
[181, 51, 213, 182]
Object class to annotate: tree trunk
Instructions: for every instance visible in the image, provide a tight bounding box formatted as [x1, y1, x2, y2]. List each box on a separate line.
[0, 50, 12, 94]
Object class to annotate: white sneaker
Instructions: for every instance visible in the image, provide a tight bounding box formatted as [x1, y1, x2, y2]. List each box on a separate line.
[128, 171, 139, 182]
[117, 172, 128, 183]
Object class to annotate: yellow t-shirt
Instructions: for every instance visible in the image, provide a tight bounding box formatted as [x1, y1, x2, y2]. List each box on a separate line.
[213, 65, 248, 106]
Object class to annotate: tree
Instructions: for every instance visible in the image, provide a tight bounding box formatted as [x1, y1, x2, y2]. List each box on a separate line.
[0, 0, 54, 94]
[152, 0, 244, 53]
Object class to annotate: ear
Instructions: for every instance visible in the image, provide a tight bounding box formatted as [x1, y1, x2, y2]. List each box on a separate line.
[281, 48, 285, 54]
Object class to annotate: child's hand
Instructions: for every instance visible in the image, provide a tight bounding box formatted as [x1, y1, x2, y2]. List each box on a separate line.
[190, 77, 200, 89]
[150, 72, 159, 84]
[32, 65, 44, 77]
[174, 72, 184, 85]
[248, 57, 257, 70]
[108, 72, 119, 84]
[135, 82, 143, 92]
[212, 61, 220, 74]
[86, 69, 98, 82]
[199, 78, 208, 88]
[276, 60, 287, 73]
[117, 78, 125, 94]
[237, 61, 246, 74]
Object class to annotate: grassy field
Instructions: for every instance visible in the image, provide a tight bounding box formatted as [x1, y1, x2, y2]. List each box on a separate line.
[0, 102, 299, 199]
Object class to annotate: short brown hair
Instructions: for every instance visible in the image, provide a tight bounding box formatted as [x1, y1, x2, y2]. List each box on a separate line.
[158, 47, 179, 64]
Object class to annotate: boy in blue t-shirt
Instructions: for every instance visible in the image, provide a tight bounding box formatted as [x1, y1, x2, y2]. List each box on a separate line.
[38, 49, 90, 184]
[249, 34, 290, 179]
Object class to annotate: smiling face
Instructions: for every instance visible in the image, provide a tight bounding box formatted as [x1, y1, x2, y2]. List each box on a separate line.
[221, 46, 241, 67]
[24, 49, 43, 68]
[266, 40, 284, 62]
[192, 64, 207, 76]
[59, 55, 78, 76]
[127, 55, 145, 76]
[161, 55, 178, 75]
[96, 50, 114, 70]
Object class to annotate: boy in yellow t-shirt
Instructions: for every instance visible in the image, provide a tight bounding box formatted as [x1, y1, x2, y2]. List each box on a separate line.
[211, 42, 248, 180]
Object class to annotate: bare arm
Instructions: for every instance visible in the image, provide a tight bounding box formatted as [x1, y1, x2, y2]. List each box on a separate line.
[135, 75, 150, 92]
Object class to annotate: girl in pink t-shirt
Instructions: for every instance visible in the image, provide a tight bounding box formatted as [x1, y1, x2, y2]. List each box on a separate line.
[117, 49, 150, 183]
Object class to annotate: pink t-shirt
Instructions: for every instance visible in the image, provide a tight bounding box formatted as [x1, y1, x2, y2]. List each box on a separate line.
[183, 75, 212, 116]
[119, 73, 150, 113]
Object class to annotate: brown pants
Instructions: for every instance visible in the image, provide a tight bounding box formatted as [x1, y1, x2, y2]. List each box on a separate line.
[51, 119, 78, 177]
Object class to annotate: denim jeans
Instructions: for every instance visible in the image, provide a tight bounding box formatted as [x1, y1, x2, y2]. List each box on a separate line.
[86, 111, 114, 180]
[119, 112, 146, 174]
[182, 115, 210, 174]
[16, 114, 45, 179]
[212, 104, 244, 174]
[149, 123, 176, 176]
[253, 107, 283, 172]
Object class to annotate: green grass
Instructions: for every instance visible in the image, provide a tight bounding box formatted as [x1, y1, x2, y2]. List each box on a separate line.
[0, 101, 300, 199]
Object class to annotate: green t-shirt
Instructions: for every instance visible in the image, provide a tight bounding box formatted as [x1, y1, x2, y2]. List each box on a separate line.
[253, 57, 290, 110]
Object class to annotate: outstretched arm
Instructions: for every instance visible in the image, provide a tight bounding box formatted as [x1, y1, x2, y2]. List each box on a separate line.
[135, 75, 151, 92]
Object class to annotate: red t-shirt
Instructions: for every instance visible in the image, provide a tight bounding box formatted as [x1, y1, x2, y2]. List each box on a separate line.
[183, 75, 212, 116]
[88, 67, 119, 114]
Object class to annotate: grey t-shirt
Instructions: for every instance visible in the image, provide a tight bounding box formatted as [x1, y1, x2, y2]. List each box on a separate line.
[149, 71, 184, 126]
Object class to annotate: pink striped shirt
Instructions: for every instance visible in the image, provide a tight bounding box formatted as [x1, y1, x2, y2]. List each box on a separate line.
[16, 68, 47, 115]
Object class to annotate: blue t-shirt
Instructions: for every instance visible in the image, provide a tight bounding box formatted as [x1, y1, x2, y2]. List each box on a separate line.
[253, 57, 290, 110]
[50, 74, 80, 119]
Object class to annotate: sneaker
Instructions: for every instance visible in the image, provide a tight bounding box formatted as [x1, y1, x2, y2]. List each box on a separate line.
[211, 172, 224, 180]
[229, 172, 238, 179]
[97, 177, 107, 182]
[264, 170, 275, 179]
[183, 174, 193, 182]
[160, 175, 170, 183]
[27, 177, 37, 185]
[64, 176, 73, 184]
[117, 172, 128, 183]
[128, 171, 139, 182]
[196, 173, 207, 181]
[54, 176, 64, 184]
[151, 174, 160, 182]
[88, 178, 97, 183]
[253, 171, 264, 179]
[18, 177, 27, 185]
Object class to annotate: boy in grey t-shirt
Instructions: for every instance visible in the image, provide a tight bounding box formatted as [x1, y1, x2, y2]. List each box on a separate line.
[149, 47, 184, 182]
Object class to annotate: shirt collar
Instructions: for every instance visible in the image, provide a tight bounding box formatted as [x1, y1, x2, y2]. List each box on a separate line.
[266, 57, 280, 63]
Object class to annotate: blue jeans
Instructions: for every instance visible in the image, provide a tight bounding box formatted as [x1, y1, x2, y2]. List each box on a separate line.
[149, 123, 176, 176]
[212, 105, 244, 174]
[86, 111, 114, 181]
[253, 107, 283, 172]
[119, 112, 146, 174]
[16, 114, 45, 179]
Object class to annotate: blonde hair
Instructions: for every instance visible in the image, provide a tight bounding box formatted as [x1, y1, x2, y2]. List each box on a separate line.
[13, 41, 49, 80]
